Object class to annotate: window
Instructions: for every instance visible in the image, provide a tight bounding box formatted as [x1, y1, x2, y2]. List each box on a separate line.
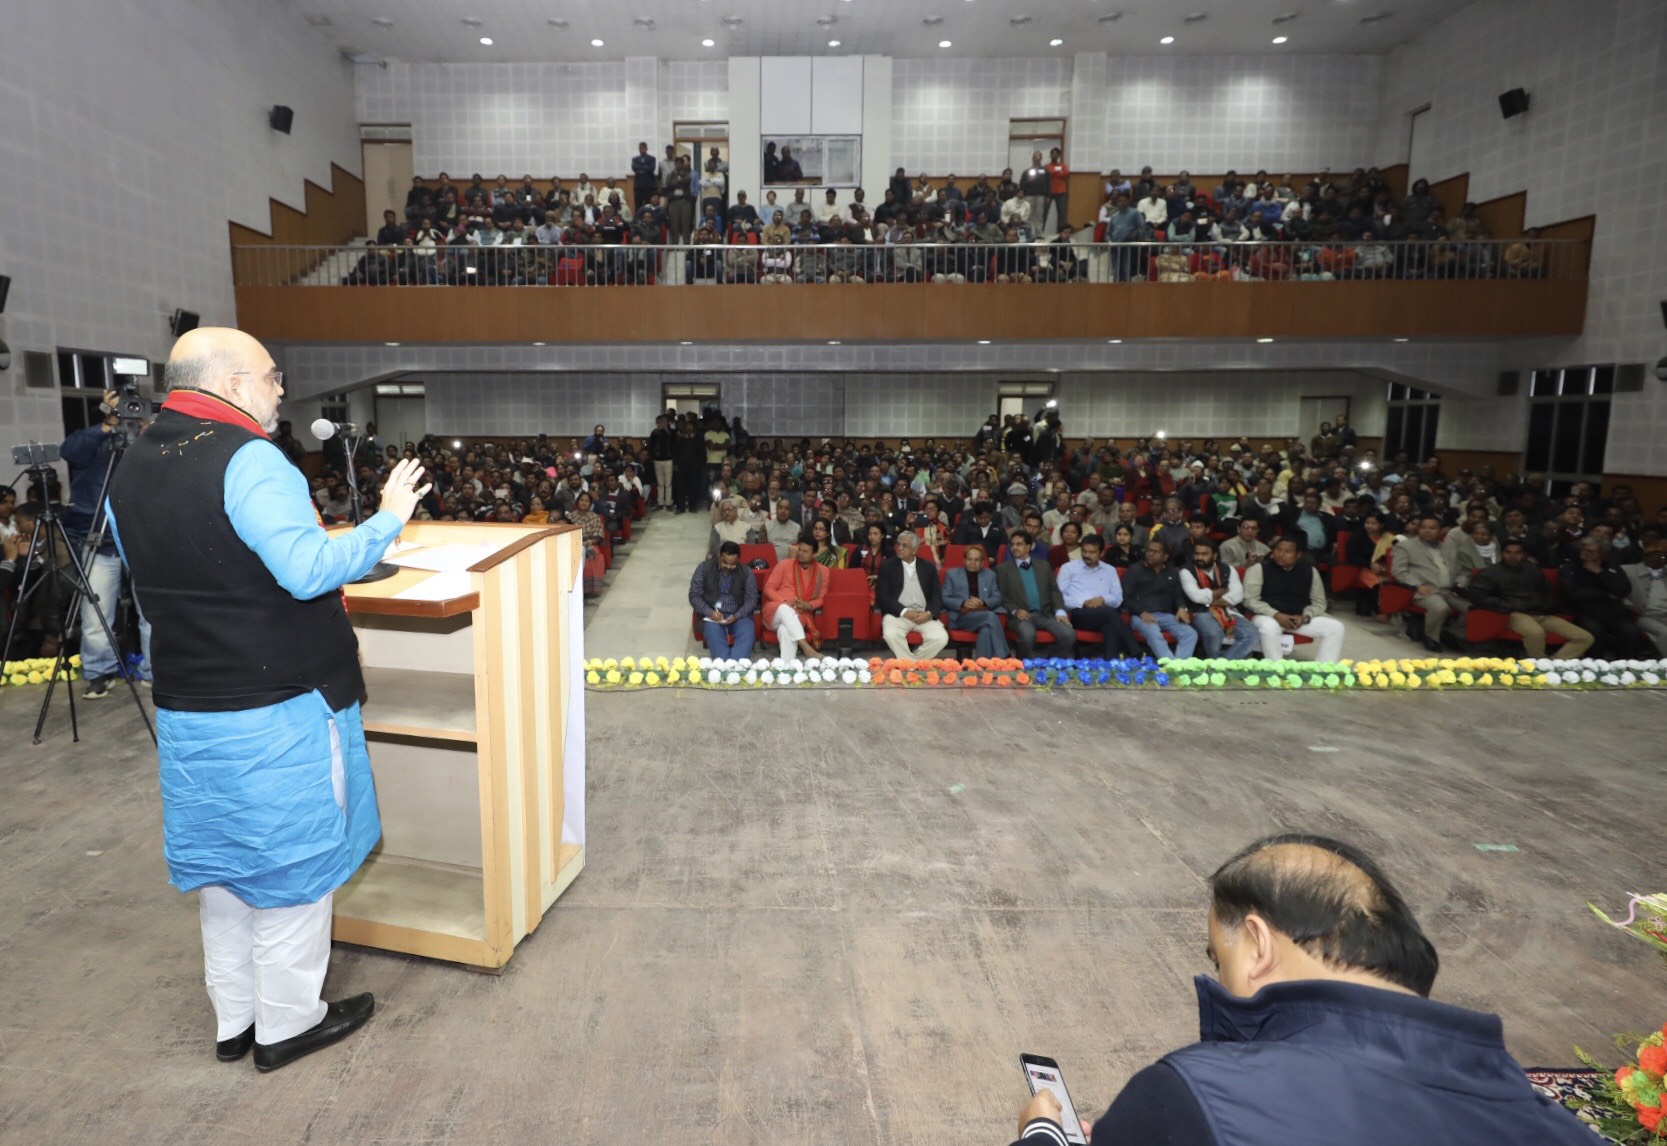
[1524, 366, 1611, 494]
[674, 122, 728, 169]
[763, 135, 861, 188]
[374, 383, 427, 396]
[662, 382, 721, 417]
[56, 348, 112, 390]
[1383, 382, 1440, 463]
[320, 392, 350, 424]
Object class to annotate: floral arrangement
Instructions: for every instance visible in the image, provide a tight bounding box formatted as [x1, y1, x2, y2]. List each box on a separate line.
[1566, 895, 1667, 1140]
[2, 656, 82, 687]
[581, 653, 1667, 691]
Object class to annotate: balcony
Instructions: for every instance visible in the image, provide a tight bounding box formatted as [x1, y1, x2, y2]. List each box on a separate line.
[232, 238, 1589, 344]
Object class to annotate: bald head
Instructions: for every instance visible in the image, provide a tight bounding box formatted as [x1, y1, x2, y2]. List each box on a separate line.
[1209, 834, 1437, 996]
[165, 327, 283, 432]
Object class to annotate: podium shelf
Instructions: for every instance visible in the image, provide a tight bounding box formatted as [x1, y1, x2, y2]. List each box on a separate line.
[361, 666, 477, 742]
[334, 855, 486, 942]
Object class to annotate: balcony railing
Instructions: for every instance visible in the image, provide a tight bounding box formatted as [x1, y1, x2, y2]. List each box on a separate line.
[232, 238, 1588, 289]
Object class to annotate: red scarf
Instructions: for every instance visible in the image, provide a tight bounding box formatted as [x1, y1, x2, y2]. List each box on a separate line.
[1193, 561, 1236, 633]
[160, 389, 269, 438]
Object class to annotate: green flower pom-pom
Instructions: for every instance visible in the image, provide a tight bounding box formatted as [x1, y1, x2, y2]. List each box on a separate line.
[1176, 674, 1193, 687]
[1324, 675, 1341, 689]
[1210, 672, 1226, 686]
[1244, 675, 1261, 687]
[1287, 675, 1303, 689]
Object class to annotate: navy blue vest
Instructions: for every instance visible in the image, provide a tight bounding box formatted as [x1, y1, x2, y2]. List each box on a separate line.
[1162, 977, 1592, 1146]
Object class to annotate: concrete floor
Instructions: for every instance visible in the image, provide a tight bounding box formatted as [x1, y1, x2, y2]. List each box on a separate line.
[3, 510, 1664, 1143]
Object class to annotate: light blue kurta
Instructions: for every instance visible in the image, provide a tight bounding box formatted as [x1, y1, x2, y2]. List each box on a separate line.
[111, 439, 402, 907]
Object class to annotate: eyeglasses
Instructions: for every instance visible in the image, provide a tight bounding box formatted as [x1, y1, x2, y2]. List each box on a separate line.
[232, 369, 284, 388]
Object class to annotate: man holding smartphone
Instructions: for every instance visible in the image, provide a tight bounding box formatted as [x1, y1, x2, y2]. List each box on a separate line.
[1008, 835, 1591, 1145]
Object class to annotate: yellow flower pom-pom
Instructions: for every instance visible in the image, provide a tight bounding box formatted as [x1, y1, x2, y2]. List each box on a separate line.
[26, 671, 45, 685]
[7, 673, 23, 686]
[585, 671, 600, 684]
[655, 657, 670, 671]
[1476, 673, 1492, 687]
[603, 658, 618, 670]
[69, 654, 82, 667]
[668, 669, 682, 684]
[1438, 669, 1457, 685]
[621, 657, 636, 670]
[671, 657, 687, 672]
[1519, 659, 1535, 672]
[644, 671, 660, 685]
[1375, 674, 1391, 689]
[627, 671, 644, 685]
[605, 669, 622, 684]
[1405, 674, 1422, 689]
[1389, 671, 1406, 686]
[1457, 672, 1474, 686]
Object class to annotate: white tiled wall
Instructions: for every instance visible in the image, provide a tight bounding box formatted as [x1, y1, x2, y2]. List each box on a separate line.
[660, 61, 731, 131]
[1375, 0, 1667, 474]
[0, 0, 359, 453]
[890, 54, 1381, 176]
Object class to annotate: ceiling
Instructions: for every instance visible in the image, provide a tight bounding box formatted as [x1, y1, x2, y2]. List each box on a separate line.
[306, 0, 1478, 64]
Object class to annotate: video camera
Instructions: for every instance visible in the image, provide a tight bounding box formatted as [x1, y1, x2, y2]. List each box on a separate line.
[108, 357, 156, 427]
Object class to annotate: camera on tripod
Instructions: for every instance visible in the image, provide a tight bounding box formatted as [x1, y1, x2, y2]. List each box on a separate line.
[109, 357, 155, 426]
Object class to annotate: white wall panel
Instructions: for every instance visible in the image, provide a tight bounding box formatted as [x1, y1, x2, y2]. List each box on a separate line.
[759, 58, 813, 136]
[811, 57, 865, 135]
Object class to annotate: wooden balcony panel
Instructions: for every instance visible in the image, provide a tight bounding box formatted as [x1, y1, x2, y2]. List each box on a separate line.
[235, 280, 1587, 344]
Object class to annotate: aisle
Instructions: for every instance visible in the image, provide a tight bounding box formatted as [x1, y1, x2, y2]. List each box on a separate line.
[582, 508, 708, 660]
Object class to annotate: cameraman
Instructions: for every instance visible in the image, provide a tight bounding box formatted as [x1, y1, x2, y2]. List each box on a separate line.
[60, 388, 151, 698]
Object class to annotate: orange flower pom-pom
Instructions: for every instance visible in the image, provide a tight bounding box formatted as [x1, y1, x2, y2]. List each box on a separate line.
[942, 671, 959, 685]
[868, 657, 884, 673]
[1639, 1043, 1667, 1079]
[887, 669, 904, 684]
[980, 672, 995, 686]
[1639, 1106, 1663, 1134]
[925, 671, 941, 685]
[1015, 673, 1031, 685]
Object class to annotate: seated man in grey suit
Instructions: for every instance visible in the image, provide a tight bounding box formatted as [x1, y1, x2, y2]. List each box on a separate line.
[942, 544, 1008, 658]
[1624, 539, 1667, 653]
[996, 531, 1076, 659]
[1393, 515, 1470, 651]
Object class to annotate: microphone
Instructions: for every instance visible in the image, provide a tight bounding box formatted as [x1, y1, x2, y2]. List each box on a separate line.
[310, 418, 360, 441]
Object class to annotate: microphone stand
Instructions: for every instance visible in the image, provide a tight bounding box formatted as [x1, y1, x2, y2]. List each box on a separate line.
[340, 428, 399, 584]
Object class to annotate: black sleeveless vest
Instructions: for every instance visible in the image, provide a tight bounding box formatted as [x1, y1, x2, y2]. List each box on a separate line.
[109, 407, 363, 712]
[1258, 560, 1315, 615]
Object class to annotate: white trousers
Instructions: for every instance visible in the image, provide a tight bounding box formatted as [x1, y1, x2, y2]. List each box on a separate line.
[1251, 614, 1346, 663]
[200, 887, 333, 1043]
[198, 711, 345, 1044]
[768, 602, 806, 661]
[882, 614, 950, 660]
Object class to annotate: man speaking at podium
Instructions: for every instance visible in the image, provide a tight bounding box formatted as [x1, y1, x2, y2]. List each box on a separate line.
[107, 327, 431, 1072]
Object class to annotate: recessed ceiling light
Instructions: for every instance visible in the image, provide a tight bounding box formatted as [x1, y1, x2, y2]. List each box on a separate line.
[977, 339, 991, 344]
[1393, 337, 1409, 343]
[479, 36, 493, 44]
[1160, 35, 1175, 44]
[702, 38, 715, 46]
[939, 39, 953, 47]
[827, 340, 841, 345]
[828, 39, 841, 46]
[384, 341, 400, 347]
[1256, 337, 1275, 343]
[680, 340, 693, 345]
[371, 17, 394, 28]
[1107, 339, 1122, 344]
[1049, 38, 1064, 46]
[1272, 35, 1288, 44]
[532, 341, 545, 346]
[591, 38, 605, 46]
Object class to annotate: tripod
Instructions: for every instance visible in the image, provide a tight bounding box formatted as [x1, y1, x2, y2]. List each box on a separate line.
[1, 433, 156, 746]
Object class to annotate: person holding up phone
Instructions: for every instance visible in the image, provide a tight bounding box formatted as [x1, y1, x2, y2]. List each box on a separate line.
[1006, 835, 1592, 1145]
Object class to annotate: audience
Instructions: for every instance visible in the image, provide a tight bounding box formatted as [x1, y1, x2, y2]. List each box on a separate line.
[340, 159, 1550, 289]
[1009, 835, 1594, 1146]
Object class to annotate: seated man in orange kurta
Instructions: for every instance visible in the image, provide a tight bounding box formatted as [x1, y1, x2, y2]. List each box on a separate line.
[762, 538, 829, 662]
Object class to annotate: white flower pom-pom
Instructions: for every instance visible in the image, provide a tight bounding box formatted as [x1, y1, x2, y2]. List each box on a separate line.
[1601, 673, 1620, 686]
[1619, 671, 1637, 685]
[857, 668, 872, 684]
[759, 669, 775, 684]
[1580, 669, 1597, 683]
[706, 669, 721, 684]
[723, 671, 740, 685]
[1643, 671, 1661, 686]
[841, 669, 857, 684]
[743, 669, 758, 685]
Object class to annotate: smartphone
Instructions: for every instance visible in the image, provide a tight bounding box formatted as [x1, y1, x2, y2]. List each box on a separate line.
[1020, 1053, 1088, 1145]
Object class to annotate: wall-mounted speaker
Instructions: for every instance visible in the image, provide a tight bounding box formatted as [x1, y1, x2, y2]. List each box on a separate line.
[1659, 299, 1666, 329]
[1656, 357, 1667, 384]
[0, 273, 10, 313]
[269, 105, 294, 134]
[169, 309, 200, 337]
[1496, 371, 1521, 396]
[1498, 88, 1530, 118]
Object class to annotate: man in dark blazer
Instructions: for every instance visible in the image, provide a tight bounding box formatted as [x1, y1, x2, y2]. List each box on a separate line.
[996, 531, 1077, 658]
[875, 530, 948, 659]
[951, 499, 1009, 553]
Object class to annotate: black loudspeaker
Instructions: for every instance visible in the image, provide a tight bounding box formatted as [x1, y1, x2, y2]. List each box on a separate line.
[269, 105, 294, 134]
[169, 309, 200, 337]
[1498, 88, 1530, 118]
[0, 273, 9, 313]
[1496, 371, 1520, 396]
[1659, 299, 1666, 329]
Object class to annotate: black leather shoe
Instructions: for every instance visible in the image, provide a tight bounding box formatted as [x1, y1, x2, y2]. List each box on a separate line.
[216, 1024, 256, 1062]
[1421, 637, 1442, 653]
[253, 993, 374, 1073]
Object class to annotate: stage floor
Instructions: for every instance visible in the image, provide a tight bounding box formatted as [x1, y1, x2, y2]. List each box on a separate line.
[2, 683, 1662, 1143]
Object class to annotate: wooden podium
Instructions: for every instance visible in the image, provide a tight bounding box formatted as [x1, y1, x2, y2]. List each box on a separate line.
[335, 521, 586, 970]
